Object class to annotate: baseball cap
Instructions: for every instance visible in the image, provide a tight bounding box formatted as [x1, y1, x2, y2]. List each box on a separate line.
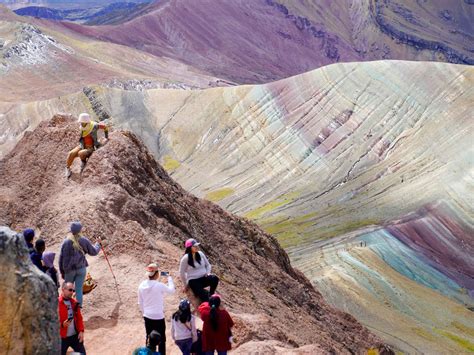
[184, 238, 200, 248]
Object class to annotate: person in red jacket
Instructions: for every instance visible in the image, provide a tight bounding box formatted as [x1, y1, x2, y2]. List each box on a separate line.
[58, 281, 86, 355]
[198, 294, 234, 355]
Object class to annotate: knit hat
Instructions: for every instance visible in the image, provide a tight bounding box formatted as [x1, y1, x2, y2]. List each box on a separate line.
[77, 113, 91, 123]
[184, 238, 200, 248]
[23, 228, 35, 242]
[146, 263, 159, 277]
[70, 221, 82, 234]
[43, 252, 55, 268]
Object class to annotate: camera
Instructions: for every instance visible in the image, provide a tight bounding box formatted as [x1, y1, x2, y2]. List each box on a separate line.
[160, 271, 169, 277]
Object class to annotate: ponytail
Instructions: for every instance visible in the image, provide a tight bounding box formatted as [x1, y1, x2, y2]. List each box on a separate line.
[209, 295, 221, 331]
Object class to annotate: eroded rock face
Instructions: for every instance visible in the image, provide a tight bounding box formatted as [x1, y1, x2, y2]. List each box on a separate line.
[0, 226, 59, 354]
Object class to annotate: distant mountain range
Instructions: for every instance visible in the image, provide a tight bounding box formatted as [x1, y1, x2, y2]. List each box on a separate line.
[0, 0, 152, 10]
[13, 2, 152, 25]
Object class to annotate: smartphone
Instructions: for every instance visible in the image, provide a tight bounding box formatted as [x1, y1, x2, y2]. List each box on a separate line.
[160, 271, 169, 277]
[67, 316, 73, 322]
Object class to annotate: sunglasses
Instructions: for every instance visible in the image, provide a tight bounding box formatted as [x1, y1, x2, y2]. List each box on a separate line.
[67, 288, 75, 292]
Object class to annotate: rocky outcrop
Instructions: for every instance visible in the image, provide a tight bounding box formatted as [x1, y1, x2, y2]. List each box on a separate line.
[0, 227, 59, 354]
[0, 115, 390, 353]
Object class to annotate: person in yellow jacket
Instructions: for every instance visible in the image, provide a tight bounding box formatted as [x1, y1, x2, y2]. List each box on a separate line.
[65, 113, 109, 178]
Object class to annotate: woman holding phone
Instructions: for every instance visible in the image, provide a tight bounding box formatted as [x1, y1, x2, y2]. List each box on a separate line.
[179, 238, 219, 303]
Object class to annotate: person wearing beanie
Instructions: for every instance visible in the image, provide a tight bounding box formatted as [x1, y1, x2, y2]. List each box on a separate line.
[65, 112, 109, 178]
[138, 263, 175, 355]
[198, 294, 234, 355]
[23, 228, 35, 254]
[43, 251, 59, 287]
[59, 221, 102, 306]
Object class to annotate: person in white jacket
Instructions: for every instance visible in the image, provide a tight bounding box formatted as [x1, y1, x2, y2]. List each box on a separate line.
[171, 299, 198, 355]
[138, 263, 175, 355]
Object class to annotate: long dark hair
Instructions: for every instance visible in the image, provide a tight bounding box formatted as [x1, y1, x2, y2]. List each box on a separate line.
[185, 246, 201, 268]
[209, 295, 221, 331]
[173, 299, 191, 323]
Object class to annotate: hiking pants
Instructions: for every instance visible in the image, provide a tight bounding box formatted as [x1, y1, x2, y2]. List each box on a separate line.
[65, 267, 87, 306]
[67, 146, 93, 167]
[61, 333, 86, 355]
[188, 274, 219, 303]
[144, 317, 166, 355]
[175, 338, 193, 355]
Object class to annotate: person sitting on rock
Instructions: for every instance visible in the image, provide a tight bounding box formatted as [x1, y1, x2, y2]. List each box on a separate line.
[43, 251, 59, 288]
[59, 221, 102, 307]
[198, 294, 234, 355]
[138, 263, 175, 355]
[65, 112, 109, 178]
[171, 299, 198, 355]
[179, 238, 219, 304]
[30, 238, 46, 272]
[58, 281, 86, 355]
[23, 228, 35, 254]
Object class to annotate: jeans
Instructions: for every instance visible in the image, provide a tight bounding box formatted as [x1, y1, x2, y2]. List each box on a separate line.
[61, 333, 86, 355]
[175, 338, 193, 355]
[64, 267, 87, 306]
[188, 275, 219, 303]
[204, 352, 227, 355]
[144, 317, 166, 355]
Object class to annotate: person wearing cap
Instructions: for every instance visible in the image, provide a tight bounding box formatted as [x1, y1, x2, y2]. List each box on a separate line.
[23, 228, 35, 254]
[65, 112, 109, 178]
[171, 299, 198, 355]
[179, 238, 219, 303]
[59, 221, 102, 306]
[198, 294, 234, 355]
[138, 263, 175, 355]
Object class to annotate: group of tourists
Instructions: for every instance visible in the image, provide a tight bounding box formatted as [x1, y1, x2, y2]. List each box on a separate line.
[136, 237, 234, 355]
[21, 113, 235, 354]
[24, 223, 234, 355]
[23, 221, 104, 355]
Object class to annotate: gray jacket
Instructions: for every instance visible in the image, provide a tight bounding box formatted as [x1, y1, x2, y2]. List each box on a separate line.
[59, 236, 100, 275]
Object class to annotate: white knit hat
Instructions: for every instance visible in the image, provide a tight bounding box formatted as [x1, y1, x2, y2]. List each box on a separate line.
[77, 113, 91, 123]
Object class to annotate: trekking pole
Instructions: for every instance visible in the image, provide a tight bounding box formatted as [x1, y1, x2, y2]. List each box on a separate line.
[98, 236, 121, 301]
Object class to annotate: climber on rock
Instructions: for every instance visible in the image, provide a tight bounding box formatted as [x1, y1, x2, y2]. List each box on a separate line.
[65, 112, 109, 178]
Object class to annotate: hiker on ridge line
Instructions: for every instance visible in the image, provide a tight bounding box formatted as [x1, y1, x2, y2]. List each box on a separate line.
[59, 221, 102, 307]
[65, 112, 109, 178]
[179, 238, 219, 304]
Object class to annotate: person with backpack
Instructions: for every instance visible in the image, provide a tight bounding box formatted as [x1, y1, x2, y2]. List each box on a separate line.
[179, 239, 219, 303]
[59, 221, 102, 307]
[30, 239, 46, 272]
[43, 251, 59, 287]
[65, 112, 109, 178]
[23, 228, 35, 254]
[171, 299, 198, 355]
[198, 294, 234, 355]
[138, 263, 175, 355]
[58, 281, 86, 355]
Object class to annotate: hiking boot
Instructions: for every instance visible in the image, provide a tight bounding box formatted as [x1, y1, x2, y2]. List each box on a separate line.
[65, 167, 72, 178]
[80, 160, 87, 174]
